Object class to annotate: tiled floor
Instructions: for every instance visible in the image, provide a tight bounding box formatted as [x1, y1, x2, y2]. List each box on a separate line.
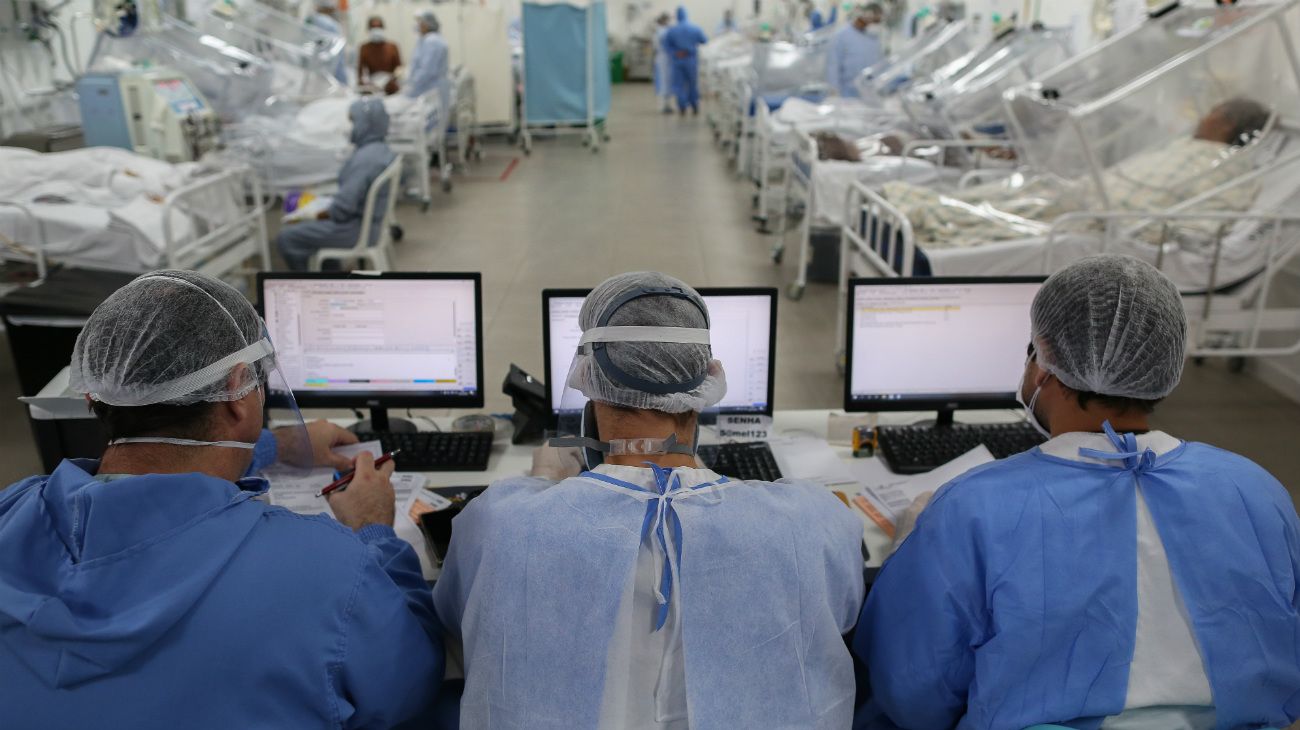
[1, 84, 1298, 517]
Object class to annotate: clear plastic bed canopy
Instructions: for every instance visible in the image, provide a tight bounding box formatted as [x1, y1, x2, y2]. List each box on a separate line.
[855, 18, 974, 103]
[901, 24, 1074, 137]
[750, 28, 834, 96]
[1004, 0, 1300, 208]
[195, 0, 344, 99]
[87, 16, 275, 121]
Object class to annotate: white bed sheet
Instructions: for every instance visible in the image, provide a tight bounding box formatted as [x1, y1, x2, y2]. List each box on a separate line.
[926, 151, 1300, 293]
[218, 91, 446, 191]
[0, 147, 223, 271]
[805, 155, 958, 227]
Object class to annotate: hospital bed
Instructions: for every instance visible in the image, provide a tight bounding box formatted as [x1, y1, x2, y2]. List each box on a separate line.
[769, 23, 1073, 299]
[837, 153, 1300, 368]
[0, 147, 269, 282]
[217, 68, 476, 205]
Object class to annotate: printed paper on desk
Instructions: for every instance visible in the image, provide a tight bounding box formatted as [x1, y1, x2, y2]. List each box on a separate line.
[332, 440, 383, 461]
[859, 445, 993, 527]
[265, 466, 338, 518]
[717, 414, 772, 442]
[766, 434, 859, 490]
[401, 485, 453, 527]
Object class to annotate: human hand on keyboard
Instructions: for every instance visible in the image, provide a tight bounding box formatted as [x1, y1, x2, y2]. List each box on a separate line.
[326, 452, 397, 530]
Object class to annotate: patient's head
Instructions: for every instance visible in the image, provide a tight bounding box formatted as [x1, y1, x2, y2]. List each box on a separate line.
[1195, 98, 1271, 146]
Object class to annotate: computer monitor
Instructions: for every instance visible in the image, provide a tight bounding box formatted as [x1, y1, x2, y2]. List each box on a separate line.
[844, 276, 1045, 422]
[542, 287, 778, 423]
[258, 272, 484, 432]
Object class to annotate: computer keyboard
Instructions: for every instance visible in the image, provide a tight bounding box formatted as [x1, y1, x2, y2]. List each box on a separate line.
[876, 421, 1046, 475]
[352, 431, 494, 471]
[698, 441, 784, 482]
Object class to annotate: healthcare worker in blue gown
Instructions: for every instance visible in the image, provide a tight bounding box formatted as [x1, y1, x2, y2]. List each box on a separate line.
[827, 4, 883, 98]
[405, 10, 451, 121]
[306, 0, 349, 84]
[276, 98, 396, 270]
[662, 7, 708, 115]
[433, 272, 865, 728]
[856, 255, 1300, 729]
[0, 270, 444, 728]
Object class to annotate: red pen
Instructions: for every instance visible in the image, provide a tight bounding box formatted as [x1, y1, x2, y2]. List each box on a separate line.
[318, 450, 402, 498]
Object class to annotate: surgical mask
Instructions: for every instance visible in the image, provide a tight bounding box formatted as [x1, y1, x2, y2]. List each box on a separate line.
[1016, 356, 1051, 439]
[368, 28, 385, 43]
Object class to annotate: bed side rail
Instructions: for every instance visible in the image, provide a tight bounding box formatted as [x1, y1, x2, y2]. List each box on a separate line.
[162, 165, 271, 279]
[1046, 209, 1300, 359]
[841, 180, 914, 279]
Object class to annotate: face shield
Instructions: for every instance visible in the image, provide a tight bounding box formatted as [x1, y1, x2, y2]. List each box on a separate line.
[68, 271, 313, 476]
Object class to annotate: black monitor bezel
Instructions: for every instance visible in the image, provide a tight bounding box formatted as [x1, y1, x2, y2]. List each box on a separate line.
[842, 276, 1046, 414]
[256, 271, 485, 410]
[541, 286, 779, 420]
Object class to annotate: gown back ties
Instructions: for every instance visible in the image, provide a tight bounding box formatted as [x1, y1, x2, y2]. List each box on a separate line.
[581, 464, 732, 631]
[1077, 421, 1160, 472]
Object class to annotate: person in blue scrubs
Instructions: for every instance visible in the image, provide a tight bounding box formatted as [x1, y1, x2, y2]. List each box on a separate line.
[276, 98, 396, 270]
[827, 4, 883, 97]
[855, 255, 1300, 729]
[0, 270, 444, 729]
[653, 12, 674, 113]
[662, 6, 708, 115]
[433, 272, 864, 728]
[405, 10, 451, 117]
[306, 0, 349, 85]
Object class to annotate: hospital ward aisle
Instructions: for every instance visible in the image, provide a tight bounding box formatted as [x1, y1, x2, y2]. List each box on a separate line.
[0, 84, 1299, 510]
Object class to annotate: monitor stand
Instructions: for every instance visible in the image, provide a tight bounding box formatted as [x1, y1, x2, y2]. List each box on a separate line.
[910, 407, 956, 429]
[349, 406, 418, 435]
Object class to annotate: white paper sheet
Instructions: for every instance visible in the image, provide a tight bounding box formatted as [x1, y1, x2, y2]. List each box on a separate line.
[265, 466, 338, 517]
[856, 445, 994, 523]
[332, 440, 383, 460]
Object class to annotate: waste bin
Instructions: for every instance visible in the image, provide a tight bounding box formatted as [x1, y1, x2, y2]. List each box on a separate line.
[807, 229, 841, 283]
[610, 51, 625, 83]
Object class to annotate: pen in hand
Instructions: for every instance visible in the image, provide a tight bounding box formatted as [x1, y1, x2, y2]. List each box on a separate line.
[319, 450, 401, 497]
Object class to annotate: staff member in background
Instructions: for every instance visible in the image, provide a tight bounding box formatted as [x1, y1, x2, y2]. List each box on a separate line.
[306, 0, 349, 84]
[405, 10, 451, 118]
[662, 6, 708, 116]
[715, 8, 736, 34]
[827, 3, 883, 97]
[653, 13, 674, 114]
[358, 15, 402, 95]
[0, 270, 443, 729]
[856, 255, 1300, 729]
[433, 272, 863, 728]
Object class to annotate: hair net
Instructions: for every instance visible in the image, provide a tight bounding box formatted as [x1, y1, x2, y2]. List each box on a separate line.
[315, 0, 337, 10]
[69, 270, 274, 407]
[567, 272, 727, 414]
[417, 10, 440, 32]
[1030, 255, 1187, 400]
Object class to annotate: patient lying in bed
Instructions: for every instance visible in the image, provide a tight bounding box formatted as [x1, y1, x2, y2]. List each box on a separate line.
[880, 98, 1272, 249]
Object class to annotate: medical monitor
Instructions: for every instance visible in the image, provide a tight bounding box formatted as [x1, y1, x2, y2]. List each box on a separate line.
[844, 277, 1044, 417]
[258, 272, 484, 430]
[542, 287, 778, 420]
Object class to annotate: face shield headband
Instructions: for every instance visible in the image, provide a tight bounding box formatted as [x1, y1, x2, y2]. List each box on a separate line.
[581, 286, 713, 396]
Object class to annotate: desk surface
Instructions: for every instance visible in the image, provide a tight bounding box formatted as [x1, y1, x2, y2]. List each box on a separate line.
[385, 408, 1021, 579]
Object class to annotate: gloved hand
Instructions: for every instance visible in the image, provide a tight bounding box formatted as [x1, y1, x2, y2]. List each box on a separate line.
[888, 490, 933, 558]
[530, 445, 584, 481]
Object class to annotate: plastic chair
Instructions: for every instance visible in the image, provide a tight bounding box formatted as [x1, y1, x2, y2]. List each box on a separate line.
[308, 156, 401, 272]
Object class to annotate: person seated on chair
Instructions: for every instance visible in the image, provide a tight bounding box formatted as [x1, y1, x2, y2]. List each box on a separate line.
[276, 98, 396, 271]
[855, 255, 1300, 729]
